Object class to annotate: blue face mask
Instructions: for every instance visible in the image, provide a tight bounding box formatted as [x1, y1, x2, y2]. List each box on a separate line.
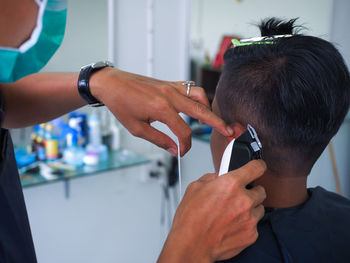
[0, 0, 67, 83]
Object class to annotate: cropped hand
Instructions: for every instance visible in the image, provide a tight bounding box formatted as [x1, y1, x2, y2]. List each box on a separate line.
[158, 160, 267, 263]
[90, 68, 233, 156]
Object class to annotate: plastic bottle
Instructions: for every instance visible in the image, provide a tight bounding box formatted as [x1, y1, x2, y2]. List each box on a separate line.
[36, 124, 46, 161]
[48, 117, 68, 154]
[30, 133, 37, 154]
[110, 119, 121, 150]
[100, 112, 121, 151]
[45, 124, 59, 161]
[88, 114, 102, 145]
[63, 129, 85, 167]
[84, 114, 108, 165]
[36, 137, 46, 161]
[68, 111, 87, 146]
[36, 124, 46, 141]
[30, 125, 39, 154]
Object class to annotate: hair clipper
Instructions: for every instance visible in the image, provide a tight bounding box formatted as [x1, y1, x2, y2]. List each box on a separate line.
[218, 124, 263, 187]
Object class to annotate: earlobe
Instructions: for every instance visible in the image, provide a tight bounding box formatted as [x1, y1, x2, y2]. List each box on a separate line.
[226, 136, 235, 143]
[225, 123, 245, 142]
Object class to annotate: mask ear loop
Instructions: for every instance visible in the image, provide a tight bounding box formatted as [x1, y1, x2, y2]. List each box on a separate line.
[18, 0, 47, 53]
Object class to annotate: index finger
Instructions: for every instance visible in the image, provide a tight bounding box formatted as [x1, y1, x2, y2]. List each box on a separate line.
[222, 160, 267, 186]
[170, 82, 233, 137]
[172, 81, 211, 108]
[174, 95, 233, 137]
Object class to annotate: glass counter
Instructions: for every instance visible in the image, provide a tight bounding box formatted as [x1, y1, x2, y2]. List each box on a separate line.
[20, 149, 149, 188]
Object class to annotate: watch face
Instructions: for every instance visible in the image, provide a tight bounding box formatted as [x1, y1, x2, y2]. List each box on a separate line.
[92, 61, 108, 69]
[92, 61, 114, 69]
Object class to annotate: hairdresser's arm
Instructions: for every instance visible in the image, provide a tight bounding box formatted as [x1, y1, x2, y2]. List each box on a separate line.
[158, 160, 267, 263]
[1, 72, 83, 127]
[0, 68, 232, 155]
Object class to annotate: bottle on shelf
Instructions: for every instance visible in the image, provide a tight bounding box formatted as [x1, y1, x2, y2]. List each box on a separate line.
[35, 124, 46, 161]
[36, 137, 46, 161]
[45, 124, 59, 161]
[30, 133, 37, 155]
[110, 118, 121, 150]
[100, 111, 121, 151]
[68, 111, 87, 147]
[63, 129, 85, 167]
[84, 114, 108, 165]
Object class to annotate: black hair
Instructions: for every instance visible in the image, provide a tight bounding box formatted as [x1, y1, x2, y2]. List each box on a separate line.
[216, 18, 350, 174]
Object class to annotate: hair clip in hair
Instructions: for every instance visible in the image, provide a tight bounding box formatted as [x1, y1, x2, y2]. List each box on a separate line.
[232, 34, 293, 47]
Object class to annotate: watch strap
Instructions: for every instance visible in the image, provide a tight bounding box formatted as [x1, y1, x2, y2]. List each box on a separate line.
[78, 61, 114, 107]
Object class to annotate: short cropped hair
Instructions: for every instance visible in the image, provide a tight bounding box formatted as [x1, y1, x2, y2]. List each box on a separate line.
[216, 18, 350, 174]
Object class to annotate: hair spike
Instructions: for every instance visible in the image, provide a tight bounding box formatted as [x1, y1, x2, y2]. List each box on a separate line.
[259, 18, 301, 36]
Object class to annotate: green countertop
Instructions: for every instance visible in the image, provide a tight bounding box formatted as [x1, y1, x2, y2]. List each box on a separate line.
[20, 149, 149, 188]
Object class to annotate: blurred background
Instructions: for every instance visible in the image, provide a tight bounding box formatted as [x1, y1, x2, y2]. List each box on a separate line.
[11, 0, 350, 262]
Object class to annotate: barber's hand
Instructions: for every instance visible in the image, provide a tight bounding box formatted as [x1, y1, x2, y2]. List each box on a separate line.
[158, 160, 267, 263]
[90, 68, 233, 156]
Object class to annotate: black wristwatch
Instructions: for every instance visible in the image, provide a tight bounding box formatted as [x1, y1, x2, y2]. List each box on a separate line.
[78, 61, 114, 107]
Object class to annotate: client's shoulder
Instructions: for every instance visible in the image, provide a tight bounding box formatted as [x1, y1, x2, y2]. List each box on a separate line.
[309, 186, 350, 215]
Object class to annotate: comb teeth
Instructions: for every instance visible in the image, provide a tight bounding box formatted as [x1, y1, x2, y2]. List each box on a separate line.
[232, 34, 293, 47]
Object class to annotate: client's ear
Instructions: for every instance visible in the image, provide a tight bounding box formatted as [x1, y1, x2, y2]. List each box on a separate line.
[226, 123, 245, 143]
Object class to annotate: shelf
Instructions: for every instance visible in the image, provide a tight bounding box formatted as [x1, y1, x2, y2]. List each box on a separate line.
[20, 149, 150, 188]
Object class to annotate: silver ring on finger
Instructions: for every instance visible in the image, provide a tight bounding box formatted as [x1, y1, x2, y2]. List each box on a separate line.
[182, 81, 196, 97]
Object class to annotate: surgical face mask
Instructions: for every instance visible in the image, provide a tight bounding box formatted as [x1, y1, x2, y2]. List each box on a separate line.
[0, 0, 67, 83]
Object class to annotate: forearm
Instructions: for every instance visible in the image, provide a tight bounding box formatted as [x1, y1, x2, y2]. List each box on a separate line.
[158, 226, 211, 263]
[0, 67, 231, 156]
[0, 72, 85, 128]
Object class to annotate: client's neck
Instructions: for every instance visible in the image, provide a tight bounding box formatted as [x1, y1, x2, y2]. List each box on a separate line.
[254, 170, 308, 208]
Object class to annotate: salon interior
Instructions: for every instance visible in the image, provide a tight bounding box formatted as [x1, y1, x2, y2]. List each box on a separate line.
[11, 0, 350, 262]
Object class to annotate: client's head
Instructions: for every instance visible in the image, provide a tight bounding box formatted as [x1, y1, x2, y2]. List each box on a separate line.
[210, 18, 350, 177]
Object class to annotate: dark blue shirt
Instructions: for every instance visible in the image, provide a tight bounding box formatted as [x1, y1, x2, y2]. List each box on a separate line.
[218, 187, 350, 263]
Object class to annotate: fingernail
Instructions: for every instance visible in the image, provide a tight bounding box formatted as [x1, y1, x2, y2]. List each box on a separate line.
[167, 148, 177, 156]
[226, 126, 233, 136]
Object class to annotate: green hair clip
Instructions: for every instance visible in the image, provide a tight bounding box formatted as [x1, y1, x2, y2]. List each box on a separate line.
[232, 34, 293, 47]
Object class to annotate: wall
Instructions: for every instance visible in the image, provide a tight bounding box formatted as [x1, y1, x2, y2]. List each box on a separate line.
[43, 0, 109, 72]
[115, 0, 190, 80]
[331, 0, 350, 67]
[308, 0, 350, 197]
[190, 0, 333, 65]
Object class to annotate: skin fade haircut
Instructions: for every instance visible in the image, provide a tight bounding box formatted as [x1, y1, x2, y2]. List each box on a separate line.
[216, 18, 350, 175]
